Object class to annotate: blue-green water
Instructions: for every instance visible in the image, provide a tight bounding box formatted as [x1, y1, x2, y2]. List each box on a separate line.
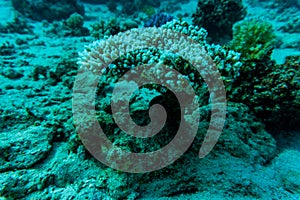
[0, 0, 299, 199]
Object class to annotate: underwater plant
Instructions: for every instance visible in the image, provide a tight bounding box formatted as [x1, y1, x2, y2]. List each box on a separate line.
[231, 18, 276, 61]
[228, 18, 300, 129]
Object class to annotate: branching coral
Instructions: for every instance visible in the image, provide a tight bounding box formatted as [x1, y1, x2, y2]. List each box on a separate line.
[163, 20, 299, 129]
[73, 19, 284, 197]
[162, 20, 243, 94]
[77, 25, 222, 154]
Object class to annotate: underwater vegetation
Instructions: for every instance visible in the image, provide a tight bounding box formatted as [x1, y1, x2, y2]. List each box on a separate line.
[0, 0, 300, 199]
[231, 18, 276, 61]
[228, 18, 299, 128]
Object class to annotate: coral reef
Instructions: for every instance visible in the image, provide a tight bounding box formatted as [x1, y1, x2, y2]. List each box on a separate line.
[0, 14, 33, 34]
[77, 21, 276, 164]
[120, 0, 161, 15]
[228, 19, 299, 128]
[74, 23, 278, 193]
[262, 55, 300, 128]
[192, 0, 246, 42]
[231, 18, 276, 61]
[0, 42, 16, 56]
[0, 0, 299, 199]
[64, 13, 89, 36]
[90, 18, 138, 39]
[162, 20, 243, 90]
[162, 20, 299, 129]
[1, 68, 24, 80]
[11, 0, 85, 22]
[0, 126, 52, 172]
[33, 50, 79, 89]
[144, 13, 174, 27]
[280, 15, 300, 33]
[43, 13, 89, 37]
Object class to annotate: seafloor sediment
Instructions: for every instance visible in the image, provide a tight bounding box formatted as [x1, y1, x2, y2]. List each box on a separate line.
[0, 0, 299, 199]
